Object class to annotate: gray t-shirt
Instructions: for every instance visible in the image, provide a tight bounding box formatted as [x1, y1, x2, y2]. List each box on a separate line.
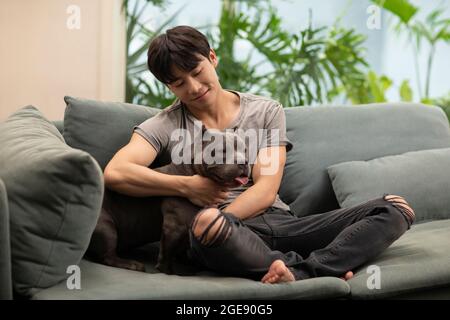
[134, 90, 293, 211]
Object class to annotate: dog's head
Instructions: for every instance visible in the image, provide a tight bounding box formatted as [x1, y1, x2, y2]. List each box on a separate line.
[193, 126, 249, 188]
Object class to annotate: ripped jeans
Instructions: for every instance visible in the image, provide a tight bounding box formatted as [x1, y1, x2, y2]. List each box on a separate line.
[188, 194, 415, 280]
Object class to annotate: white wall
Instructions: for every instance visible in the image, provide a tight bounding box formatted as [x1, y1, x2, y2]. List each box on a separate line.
[0, 0, 126, 121]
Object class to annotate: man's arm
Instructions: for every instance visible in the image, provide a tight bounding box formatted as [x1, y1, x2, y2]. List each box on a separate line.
[104, 133, 191, 197]
[104, 133, 229, 207]
[222, 146, 286, 220]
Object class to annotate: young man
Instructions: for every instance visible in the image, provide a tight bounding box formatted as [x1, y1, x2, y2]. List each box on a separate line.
[104, 26, 415, 283]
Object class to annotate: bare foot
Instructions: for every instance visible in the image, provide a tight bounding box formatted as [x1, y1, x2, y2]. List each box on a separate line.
[340, 271, 354, 281]
[261, 260, 295, 284]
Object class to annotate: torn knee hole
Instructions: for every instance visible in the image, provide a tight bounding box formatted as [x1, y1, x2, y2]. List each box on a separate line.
[192, 212, 231, 246]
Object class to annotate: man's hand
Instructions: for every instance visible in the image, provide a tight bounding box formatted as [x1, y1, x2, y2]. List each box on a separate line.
[181, 175, 229, 207]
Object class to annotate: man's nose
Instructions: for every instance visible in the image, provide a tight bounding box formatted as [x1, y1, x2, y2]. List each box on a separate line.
[187, 78, 202, 95]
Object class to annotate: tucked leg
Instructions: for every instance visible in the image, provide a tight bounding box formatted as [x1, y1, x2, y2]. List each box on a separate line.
[276, 194, 414, 279]
[188, 194, 415, 282]
[189, 208, 303, 280]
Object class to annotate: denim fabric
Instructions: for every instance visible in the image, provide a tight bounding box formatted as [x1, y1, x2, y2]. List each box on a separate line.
[189, 195, 413, 281]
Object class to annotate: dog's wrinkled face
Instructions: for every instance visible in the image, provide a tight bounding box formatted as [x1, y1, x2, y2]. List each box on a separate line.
[205, 163, 249, 188]
[194, 129, 249, 187]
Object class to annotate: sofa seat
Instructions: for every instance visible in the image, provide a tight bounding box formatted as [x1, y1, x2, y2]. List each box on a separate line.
[30, 218, 450, 300]
[32, 242, 350, 300]
[348, 219, 450, 299]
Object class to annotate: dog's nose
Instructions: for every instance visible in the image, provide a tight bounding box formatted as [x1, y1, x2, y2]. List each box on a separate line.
[239, 164, 249, 175]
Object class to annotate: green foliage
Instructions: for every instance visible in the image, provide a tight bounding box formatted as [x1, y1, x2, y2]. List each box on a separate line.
[399, 80, 413, 102]
[372, 0, 418, 24]
[124, 0, 448, 110]
[208, 0, 263, 93]
[376, 0, 450, 99]
[343, 71, 412, 104]
[124, 0, 180, 107]
[367, 71, 391, 103]
[124, 0, 369, 108]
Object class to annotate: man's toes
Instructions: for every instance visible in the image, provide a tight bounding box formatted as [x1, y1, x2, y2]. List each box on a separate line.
[266, 274, 279, 284]
[261, 272, 274, 283]
[345, 271, 354, 280]
[261, 260, 295, 284]
[340, 271, 354, 281]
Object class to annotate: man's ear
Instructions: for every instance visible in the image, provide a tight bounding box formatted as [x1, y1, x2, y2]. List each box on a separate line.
[209, 49, 218, 68]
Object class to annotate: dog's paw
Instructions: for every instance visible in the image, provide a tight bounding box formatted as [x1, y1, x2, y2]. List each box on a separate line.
[103, 256, 146, 272]
[127, 260, 146, 272]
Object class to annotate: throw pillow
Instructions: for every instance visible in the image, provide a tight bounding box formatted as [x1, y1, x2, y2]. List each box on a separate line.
[63, 96, 161, 170]
[0, 106, 104, 297]
[327, 147, 450, 222]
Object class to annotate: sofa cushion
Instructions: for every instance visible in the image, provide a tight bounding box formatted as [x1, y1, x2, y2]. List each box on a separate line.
[348, 219, 450, 299]
[63, 96, 161, 170]
[327, 147, 450, 222]
[0, 106, 104, 297]
[279, 103, 450, 217]
[32, 246, 350, 300]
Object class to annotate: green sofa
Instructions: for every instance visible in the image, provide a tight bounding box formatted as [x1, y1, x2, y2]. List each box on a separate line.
[1, 96, 450, 300]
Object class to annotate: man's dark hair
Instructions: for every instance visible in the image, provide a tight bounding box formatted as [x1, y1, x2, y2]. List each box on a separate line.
[147, 25, 211, 84]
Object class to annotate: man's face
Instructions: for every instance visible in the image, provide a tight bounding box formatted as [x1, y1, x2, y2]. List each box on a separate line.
[167, 50, 220, 108]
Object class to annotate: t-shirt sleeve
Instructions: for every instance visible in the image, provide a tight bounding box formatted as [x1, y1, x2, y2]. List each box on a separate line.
[133, 114, 170, 155]
[260, 103, 293, 152]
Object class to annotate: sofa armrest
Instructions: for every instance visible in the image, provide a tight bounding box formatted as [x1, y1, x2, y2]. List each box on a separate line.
[0, 178, 12, 300]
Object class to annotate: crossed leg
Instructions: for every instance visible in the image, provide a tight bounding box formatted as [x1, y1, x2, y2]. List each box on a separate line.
[261, 194, 414, 284]
[191, 194, 414, 284]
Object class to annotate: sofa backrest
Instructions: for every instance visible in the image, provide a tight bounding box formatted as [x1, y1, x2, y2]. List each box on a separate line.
[280, 103, 450, 217]
[62, 96, 160, 170]
[60, 98, 450, 217]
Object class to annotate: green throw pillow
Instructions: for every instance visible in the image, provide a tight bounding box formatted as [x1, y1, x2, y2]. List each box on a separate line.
[63, 96, 161, 170]
[0, 106, 104, 297]
[327, 147, 450, 222]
